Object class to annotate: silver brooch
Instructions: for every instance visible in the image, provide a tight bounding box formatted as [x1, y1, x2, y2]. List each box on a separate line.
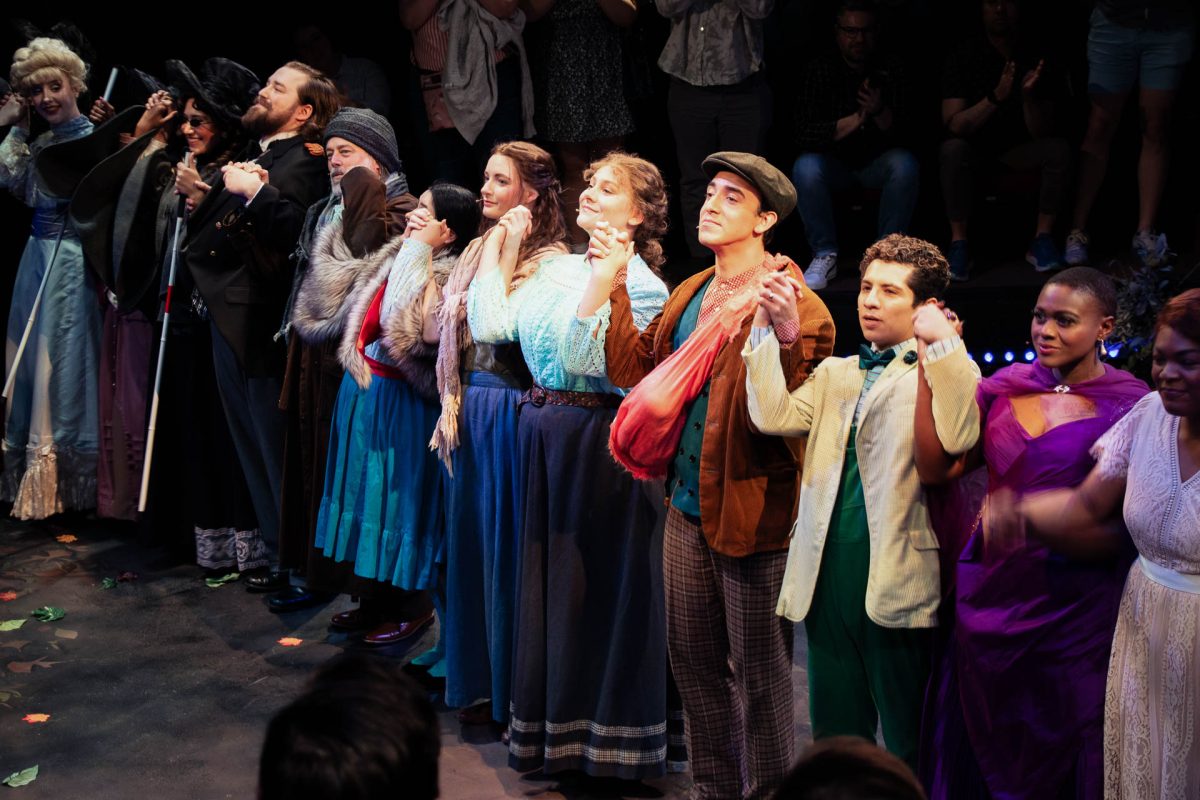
[1053, 384, 1071, 394]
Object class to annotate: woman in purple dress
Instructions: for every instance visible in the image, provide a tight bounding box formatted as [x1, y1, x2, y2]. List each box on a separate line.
[916, 267, 1148, 799]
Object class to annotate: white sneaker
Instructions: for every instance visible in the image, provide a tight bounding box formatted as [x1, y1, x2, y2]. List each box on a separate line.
[804, 254, 838, 290]
[1132, 230, 1171, 269]
[1064, 229, 1089, 266]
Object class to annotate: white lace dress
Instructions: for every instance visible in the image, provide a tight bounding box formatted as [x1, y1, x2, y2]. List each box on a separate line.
[1090, 392, 1200, 799]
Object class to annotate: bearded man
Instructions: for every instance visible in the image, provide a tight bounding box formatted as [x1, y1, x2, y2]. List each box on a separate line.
[185, 61, 339, 591]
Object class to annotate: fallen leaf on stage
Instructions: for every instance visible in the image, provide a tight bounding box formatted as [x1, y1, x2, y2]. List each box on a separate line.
[278, 637, 303, 647]
[2, 766, 38, 787]
[54, 630, 78, 640]
[0, 592, 16, 602]
[30, 607, 65, 623]
[100, 578, 117, 590]
[55, 534, 77, 543]
[0, 641, 29, 651]
[117, 571, 139, 583]
[0, 619, 26, 631]
[205, 573, 240, 589]
[0, 688, 22, 706]
[21, 713, 49, 724]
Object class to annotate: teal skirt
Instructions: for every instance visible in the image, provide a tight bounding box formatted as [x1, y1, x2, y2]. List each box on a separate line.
[315, 372, 443, 589]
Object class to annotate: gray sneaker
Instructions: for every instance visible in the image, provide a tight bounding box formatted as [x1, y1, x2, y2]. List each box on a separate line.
[804, 253, 838, 290]
[1064, 229, 1089, 266]
[1132, 230, 1171, 269]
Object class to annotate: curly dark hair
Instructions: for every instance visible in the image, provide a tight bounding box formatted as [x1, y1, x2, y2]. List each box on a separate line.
[859, 233, 950, 305]
[492, 140, 569, 263]
[1154, 288, 1200, 345]
[584, 152, 669, 271]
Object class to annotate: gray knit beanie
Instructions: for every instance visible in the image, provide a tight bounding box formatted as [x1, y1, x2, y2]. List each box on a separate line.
[323, 107, 401, 175]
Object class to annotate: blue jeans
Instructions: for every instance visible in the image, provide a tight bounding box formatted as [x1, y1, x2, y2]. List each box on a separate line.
[792, 148, 919, 256]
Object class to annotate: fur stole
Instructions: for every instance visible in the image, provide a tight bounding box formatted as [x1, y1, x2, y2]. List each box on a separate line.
[338, 249, 457, 401]
[288, 216, 405, 345]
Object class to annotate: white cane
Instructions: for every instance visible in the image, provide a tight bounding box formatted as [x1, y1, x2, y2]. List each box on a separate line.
[2, 221, 66, 400]
[138, 162, 191, 512]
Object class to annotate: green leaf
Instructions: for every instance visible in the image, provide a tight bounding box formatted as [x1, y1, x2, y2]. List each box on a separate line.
[100, 578, 117, 590]
[0, 619, 26, 632]
[204, 572, 240, 589]
[2, 766, 37, 787]
[30, 607, 65, 623]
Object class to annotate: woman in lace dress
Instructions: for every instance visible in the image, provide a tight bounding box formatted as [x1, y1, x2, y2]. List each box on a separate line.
[0, 38, 99, 518]
[1017, 288, 1200, 799]
[465, 153, 680, 778]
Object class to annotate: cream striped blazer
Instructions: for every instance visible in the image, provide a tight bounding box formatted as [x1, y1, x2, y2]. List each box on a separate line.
[742, 334, 980, 629]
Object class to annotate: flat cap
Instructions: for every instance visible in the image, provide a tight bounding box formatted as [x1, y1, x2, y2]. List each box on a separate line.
[702, 151, 796, 218]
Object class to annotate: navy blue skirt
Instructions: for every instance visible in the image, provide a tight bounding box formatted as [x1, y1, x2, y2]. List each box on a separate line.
[443, 372, 525, 719]
[508, 400, 678, 779]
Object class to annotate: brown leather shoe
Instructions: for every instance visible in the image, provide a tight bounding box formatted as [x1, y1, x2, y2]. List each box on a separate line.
[329, 607, 381, 631]
[362, 611, 435, 646]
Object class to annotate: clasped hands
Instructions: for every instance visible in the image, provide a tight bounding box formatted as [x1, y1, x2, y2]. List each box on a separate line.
[912, 303, 964, 360]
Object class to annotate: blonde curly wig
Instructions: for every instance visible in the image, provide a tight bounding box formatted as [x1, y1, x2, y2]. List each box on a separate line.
[11, 37, 88, 94]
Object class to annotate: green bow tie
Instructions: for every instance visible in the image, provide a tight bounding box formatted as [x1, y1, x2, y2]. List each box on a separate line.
[858, 344, 896, 370]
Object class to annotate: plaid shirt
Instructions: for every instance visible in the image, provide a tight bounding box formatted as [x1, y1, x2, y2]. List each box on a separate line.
[794, 51, 913, 166]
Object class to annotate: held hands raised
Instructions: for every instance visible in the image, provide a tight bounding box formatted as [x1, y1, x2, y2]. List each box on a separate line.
[134, 90, 176, 138]
[912, 302, 963, 360]
[587, 220, 634, 286]
[752, 270, 804, 329]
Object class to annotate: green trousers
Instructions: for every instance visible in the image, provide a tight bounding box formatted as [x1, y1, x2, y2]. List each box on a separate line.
[804, 426, 931, 769]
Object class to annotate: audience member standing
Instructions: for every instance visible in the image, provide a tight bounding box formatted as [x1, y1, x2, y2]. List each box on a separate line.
[791, 0, 918, 290]
[402, 0, 535, 188]
[656, 0, 774, 267]
[184, 62, 339, 592]
[1065, 0, 1195, 268]
[939, 0, 1071, 279]
[524, 0, 638, 244]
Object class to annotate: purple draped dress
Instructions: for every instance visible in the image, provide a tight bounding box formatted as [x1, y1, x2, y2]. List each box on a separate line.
[924, 362, 1147, 800]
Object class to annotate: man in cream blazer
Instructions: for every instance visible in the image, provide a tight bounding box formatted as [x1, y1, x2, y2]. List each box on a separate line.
[742, 234, 979, 768]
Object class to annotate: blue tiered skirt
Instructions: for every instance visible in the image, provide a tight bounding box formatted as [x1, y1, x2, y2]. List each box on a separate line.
[315, 372, 443, 589]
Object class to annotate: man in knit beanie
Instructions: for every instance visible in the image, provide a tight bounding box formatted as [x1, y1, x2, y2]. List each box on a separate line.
[267, 105, 421, 617]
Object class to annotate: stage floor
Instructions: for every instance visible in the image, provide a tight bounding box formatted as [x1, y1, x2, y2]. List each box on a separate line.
[0, 515, 813, 799]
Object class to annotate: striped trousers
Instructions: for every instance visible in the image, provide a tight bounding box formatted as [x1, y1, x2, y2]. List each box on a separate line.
[664, 507, 795, 799]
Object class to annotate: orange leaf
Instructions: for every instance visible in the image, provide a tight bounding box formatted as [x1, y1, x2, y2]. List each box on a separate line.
[277, 637, 303, 647]
[55, 534, 77, 544]
[0, 592, 15, 602]
[22, 713, 49, 724]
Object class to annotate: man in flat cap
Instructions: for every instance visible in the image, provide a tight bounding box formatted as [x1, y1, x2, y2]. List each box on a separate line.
[574, 151, 836, 798]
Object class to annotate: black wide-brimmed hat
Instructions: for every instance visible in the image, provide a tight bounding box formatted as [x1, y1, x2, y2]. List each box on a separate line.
[165, 57, 260, 131]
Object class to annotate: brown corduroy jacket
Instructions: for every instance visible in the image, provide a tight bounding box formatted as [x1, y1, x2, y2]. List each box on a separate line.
[604, 256, 836, 557]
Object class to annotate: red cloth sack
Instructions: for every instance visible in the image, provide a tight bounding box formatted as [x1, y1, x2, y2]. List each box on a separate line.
[609, 286, 760, 480]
